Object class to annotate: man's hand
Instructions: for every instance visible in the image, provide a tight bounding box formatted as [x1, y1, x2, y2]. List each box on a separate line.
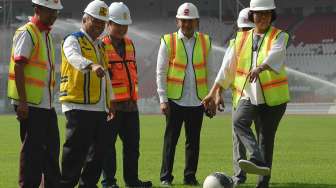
[160, 102, 170, 116]
[90, 64, 105, 78]
[202, 94, 216, 118]
[215, 91, 225, 112]
[248, 66, 263, 83]
[16, 101, 28, 121]
[107, 101, 116, 121]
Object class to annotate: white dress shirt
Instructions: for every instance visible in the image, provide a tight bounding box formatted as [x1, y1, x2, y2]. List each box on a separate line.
[62, 29, 113, 113]
[215, 31, 288, 105]
[156, 29, 215, 107]
[11, 30, 54, 109]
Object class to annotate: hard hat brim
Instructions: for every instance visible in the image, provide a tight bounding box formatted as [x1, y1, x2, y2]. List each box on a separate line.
[176, 15, 199, 19]
[45, 4, 63, 10]
[85, 12, 109, 22]
[250, 6, 276, 11]
[109, 18, 132, 25]
[238, 22, 255, 28]
[32, 2, 63, 10]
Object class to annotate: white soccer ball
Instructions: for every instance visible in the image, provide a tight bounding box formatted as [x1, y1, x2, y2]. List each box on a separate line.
[203, 172, 234, 188]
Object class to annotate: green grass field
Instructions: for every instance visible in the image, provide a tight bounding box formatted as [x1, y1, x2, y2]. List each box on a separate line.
[0, 114, 335, 188]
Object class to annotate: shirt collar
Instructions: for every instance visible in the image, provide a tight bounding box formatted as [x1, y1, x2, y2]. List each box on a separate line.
[177, 29, 196, 40]
[31, 16, 51, 32]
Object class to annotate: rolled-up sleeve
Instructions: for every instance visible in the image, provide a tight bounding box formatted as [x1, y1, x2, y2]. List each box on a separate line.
[156, 38, 169, 103]
[262, 32, 288, 73]
[62, 35, 93, 72]
[13, 30, 33, 64]
[214, 44, 236, 90]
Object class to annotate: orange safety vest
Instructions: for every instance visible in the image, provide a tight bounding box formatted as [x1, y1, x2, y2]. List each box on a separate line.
[102, 36, 138, 102]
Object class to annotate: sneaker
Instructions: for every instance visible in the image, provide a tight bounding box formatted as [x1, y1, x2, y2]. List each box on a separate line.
[184, 178, 200, 186]
[238, 159, 270, 176]
[126, 179, 152, 188]
[161, 180, 172, 187]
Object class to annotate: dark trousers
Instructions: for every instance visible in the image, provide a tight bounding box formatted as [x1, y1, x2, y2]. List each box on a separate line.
[160, 101, 204, 182]
[254, 102, 286, 188]
[233, 100, 286, 187]
[15, 106, 60, 188]
[60, 110, 108, 188]
[101, 111, 140, 186]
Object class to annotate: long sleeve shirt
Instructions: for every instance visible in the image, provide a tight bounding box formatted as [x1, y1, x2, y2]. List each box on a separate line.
[61, 28, 113, 113]
[215, 32, 288, 105]
[156, 29, 216, 107]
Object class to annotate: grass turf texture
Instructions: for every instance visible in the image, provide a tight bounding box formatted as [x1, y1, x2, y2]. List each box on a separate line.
[0, 114, 335, 188]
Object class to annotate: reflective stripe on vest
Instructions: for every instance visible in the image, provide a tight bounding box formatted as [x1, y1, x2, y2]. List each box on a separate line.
[7, 22, 55, 105]
[102, 36, 138, 102]
[232, 27, 290, 108]
[163, 32, 211, 100]
[59, 31, 110, 105]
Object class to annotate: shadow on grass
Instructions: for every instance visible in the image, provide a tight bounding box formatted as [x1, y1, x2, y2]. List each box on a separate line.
[238, 183, 336, 188]
[152, 183, 336, 188]
[271, 183, 336, 188]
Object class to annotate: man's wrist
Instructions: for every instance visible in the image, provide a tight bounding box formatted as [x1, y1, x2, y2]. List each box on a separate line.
[257, 66, 264, 73]
[86, 63, 93, 70]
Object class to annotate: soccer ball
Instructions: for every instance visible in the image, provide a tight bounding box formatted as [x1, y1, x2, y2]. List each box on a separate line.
[203, 172, 234, 188]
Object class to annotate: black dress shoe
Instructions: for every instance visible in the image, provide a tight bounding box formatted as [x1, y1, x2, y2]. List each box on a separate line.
[184, 178, 200, 186]
[126, 179, 152, 187]
[104, 184, 120, 188]
[161, 180, 172, 187]
[256, 181, 269, 188]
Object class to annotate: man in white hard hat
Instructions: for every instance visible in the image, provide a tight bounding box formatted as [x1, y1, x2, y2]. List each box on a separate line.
[7, 0, 62, 187]
[100, 2, 152, 188]
[156, 2, 215, 186]
[59, 0, 114, 187]
[203, 0, 289, 187]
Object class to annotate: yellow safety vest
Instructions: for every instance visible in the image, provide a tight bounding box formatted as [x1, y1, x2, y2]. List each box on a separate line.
[232, 26, 290, 108]
[7, 22, 55, 105]
[163, 32, 211, 100]
[59, 31, 110, 106]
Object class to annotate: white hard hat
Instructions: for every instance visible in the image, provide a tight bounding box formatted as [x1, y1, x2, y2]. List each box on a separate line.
[84, 0, 109, 22]
[237, 8, 255, 28]
[109, 2, 132, 25]
[32, 0, 63, 10]
[250, 0, 276, 11]
[176, 2, 199, 19]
